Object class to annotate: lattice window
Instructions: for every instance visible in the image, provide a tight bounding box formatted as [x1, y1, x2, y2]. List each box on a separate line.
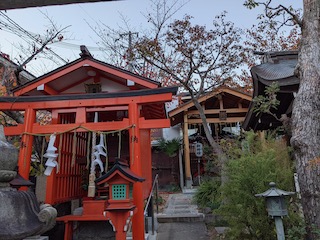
[129, 183, 133, 198]
[112, 184, 127, 200]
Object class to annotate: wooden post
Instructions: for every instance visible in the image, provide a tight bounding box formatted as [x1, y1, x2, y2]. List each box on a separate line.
[129, 103, 145, 240]
[106, 211, 135, 240]
[183, 112, 192, 188]
[18, 107, 36, 181]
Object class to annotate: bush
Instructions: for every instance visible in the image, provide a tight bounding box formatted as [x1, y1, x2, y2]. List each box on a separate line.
[193, 177, 221, 210]
[216, 131, 305, 240]
[158, 138, 181, 157]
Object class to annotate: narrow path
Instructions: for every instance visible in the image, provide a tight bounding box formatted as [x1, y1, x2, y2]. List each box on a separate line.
[156, 192, 210, 240]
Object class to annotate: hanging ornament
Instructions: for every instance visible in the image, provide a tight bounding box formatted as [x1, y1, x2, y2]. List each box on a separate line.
[94, 133, 107, 157]
[43, 134, 59, 176]
[91, 151, 104, 173]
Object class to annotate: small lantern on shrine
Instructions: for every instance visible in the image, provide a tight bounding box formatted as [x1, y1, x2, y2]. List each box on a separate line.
[95, 158, 144, 211]
[95, 158, 144, 240]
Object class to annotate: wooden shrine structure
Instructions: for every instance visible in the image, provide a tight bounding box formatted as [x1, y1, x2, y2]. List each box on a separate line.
[0, 46, 177, 240]
[242, 51, 299, 131]
[169, 86, 251, 187]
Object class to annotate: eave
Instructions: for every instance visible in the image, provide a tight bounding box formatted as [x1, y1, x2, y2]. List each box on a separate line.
[12, 57, 161, 96]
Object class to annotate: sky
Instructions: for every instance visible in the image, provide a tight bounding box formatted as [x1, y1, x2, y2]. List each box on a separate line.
[0, 0, 303, 76]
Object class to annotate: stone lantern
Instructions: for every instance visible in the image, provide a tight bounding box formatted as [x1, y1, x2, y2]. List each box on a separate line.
[255, 182, 295, 240]
[95, 158, 144, 240]
[0, 125, 57, 240]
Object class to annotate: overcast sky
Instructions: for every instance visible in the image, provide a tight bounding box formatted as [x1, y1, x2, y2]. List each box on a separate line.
[0, 0, 303, 76]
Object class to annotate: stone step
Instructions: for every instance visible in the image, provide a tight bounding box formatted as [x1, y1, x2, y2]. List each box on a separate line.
[156, 213, 205, 223]
[126, 233, 150, 240]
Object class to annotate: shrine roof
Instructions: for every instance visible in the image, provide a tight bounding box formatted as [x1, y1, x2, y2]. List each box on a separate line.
[168, 86, 252, 126]
[12, 46, 161, 96]
[95, 158, 145, 183]
[0, 86, 178, 103]
[242, 51, 300, 131]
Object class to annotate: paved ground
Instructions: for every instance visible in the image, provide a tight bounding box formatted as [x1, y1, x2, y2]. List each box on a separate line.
[157, 222, 209, 240]
[154, 191, 210, 240]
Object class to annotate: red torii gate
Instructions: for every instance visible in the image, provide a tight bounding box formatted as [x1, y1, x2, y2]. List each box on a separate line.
[1, 50, 177, 240]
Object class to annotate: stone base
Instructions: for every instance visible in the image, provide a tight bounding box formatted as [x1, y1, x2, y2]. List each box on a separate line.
[23, 236, 49, 240]
[185, 179, 193, 189]
[73, 221, 115, 240]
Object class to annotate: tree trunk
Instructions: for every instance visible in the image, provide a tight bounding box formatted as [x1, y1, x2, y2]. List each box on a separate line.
[290, 0, 320, 238]
[192, 98, 228, 185]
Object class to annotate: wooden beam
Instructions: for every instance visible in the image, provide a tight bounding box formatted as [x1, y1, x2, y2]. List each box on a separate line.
[187, 108, 249, 115]
[187, 117, 246, 124]
[219, 95, 224, 109]
[169, 87, 252, 117]
[4, 124, 24, 136]
[4, 120, 130, 136]
[14, 61, 88, 96]
[86, 60, 159, 89]
[0, 92, 174, 110]
[59, 76, 92, 93]
[48, 106, 129, 113]
[34, 121, 131, 133]
[0, 0, 118, 10]
[139, 118, 170, 129]
[18, 108, 36, 181]
[37, 84, 59, 95]
[86, 106, 128, 112]
[221, 87, 252, 101]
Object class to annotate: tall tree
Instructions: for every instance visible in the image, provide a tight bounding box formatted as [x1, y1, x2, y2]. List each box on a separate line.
[243, 14, 301, 67]
[0, 12, 69, 171]
[0, 11, 70, 79]
[87, 0, 190, 82]
[135, 13, 246, 142]
[244, 1, 320, 239]
[133, 12, 248, 186]
[89, 0, 248, 184]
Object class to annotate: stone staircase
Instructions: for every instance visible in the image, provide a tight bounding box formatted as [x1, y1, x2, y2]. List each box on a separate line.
[155, 191, 209, 240]
[156, 192, 205, 223]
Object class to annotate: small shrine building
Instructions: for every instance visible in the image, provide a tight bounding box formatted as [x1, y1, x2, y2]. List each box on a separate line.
[169, 86, 252, 187]
[0, 46, 177, 240]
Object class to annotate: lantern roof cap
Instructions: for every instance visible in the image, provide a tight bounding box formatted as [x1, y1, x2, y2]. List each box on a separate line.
[255, 182, 295, 198]
[10, 172, 34, 188]
[95, 158, 145, 184]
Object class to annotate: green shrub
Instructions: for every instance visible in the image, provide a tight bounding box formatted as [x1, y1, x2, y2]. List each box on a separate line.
[194, 177, 221, 210]
[216, 131, 305, 240]
[158, 138, 181, 157]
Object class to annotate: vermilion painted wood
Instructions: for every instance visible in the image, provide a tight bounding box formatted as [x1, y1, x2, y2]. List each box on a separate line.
[57, 210, 136, 240]
[0, 92, 174, 110]
[18, 108, 36, 181]
[57, 214, 109, 240]
[5, 63, 175, 240]
[140, 129, 152, 198]
[45, 112, 87, 204]
[39, 84, 59, 95]
[13, 59, 159, 96]
[4, 118, 170, 136]
[44, 110, 58, 204]
[128, 102, 145, 240]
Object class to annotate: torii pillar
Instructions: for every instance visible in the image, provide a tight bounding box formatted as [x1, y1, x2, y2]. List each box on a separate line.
[129, 102, 145, 240]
